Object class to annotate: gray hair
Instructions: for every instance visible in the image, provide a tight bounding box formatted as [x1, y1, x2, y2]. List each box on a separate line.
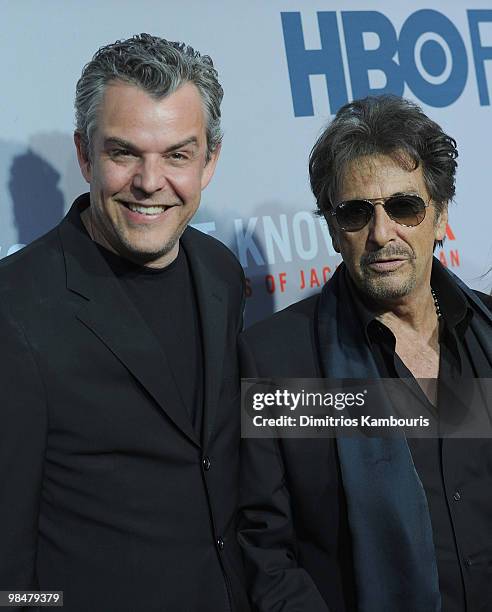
[309, 95, 458, 217]
[75, 33, 223, 161]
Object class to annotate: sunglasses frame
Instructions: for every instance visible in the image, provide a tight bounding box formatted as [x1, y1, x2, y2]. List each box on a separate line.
[330, 193, 429, 232]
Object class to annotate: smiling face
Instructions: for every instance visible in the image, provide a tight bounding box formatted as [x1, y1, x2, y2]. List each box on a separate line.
[329, 153, 448, 306]
[75, 80, 220, 267]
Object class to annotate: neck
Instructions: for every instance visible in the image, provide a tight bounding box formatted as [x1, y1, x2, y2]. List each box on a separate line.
[372, 285, 438, 337]
[81, 206, 110, 251]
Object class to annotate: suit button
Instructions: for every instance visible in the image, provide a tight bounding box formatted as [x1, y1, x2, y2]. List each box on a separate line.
[202, 456, 211, 471]
[217, 537, 225, 551]
[453, 491, 461, 501]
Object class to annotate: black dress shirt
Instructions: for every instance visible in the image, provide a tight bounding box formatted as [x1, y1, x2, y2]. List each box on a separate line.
[349, 266, 492, 612]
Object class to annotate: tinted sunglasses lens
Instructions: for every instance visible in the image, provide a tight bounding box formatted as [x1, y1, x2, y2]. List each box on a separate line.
[386, 195, 426, 226]
[336, 200, 373, 231]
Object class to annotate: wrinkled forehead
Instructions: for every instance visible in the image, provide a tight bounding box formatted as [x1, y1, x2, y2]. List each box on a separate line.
[93, 80, 208, 149]
[338, 153, 428, 203]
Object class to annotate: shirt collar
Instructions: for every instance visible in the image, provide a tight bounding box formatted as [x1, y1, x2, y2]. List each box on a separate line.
[430, 258, 471, 332]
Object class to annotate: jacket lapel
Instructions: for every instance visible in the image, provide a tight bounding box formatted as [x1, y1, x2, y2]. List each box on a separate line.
[59, 196, 200, 447]
[182, 229, 228, 446]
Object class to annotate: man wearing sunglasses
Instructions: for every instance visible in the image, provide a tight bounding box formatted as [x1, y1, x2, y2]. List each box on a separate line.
[239, 96, 492, 611]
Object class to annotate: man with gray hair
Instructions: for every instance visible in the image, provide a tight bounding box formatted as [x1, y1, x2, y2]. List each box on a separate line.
[0, 34, 249, 611]
[239, 96, 492, 611]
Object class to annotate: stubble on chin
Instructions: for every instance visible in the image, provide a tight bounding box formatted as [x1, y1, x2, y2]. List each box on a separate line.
[109, 225, 176, 264]
[356, 261, 417, 301]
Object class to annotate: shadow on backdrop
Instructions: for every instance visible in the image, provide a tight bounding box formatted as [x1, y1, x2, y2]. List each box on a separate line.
[243, 255, 276, 328]
[9, 149, 65, 245]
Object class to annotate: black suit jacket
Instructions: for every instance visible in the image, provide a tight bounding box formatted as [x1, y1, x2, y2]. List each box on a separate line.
[239, 291, 492, 612]
[0, 196, 250, 612]
[239, 295, 356, 612]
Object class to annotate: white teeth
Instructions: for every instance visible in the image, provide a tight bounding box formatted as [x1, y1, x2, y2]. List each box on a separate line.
[127, 204, 167, 215]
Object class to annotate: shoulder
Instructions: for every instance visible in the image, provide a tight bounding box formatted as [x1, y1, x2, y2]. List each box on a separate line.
[240, 294, 321, 377]
[183, 225, 243, 279]
[182, 227, 245, 325]
[473, 290, 492, 313]
[0, 227, 64, 301]
[242, 293, 319, 347]
[182, 226, 245, 309]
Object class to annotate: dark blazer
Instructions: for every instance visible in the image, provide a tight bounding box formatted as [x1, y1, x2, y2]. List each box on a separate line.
[239, 295, 356, 612]
[0, 196, 250, 612]
[239, 291, 492, 612]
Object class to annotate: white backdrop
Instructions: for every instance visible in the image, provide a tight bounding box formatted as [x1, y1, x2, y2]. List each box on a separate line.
[1, 0, 491, 325]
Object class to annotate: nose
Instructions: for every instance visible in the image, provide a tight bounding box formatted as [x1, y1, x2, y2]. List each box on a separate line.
[367, 202, 397, 248]
[132, 157, 166, 195]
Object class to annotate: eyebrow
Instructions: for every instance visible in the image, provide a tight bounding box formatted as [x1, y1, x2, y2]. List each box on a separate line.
[164, 137, 198, 153]
[360, 190, 420, 200]
[103, 136, 199, 154]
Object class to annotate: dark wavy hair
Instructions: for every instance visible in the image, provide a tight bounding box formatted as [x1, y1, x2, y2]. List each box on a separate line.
[309, 95, 458, 217]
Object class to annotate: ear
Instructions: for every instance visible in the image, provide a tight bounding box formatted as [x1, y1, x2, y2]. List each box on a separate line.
[325, 215, 341, 253]
[201, 143, 221, 190]
[74, 132, 91, 184]
[434, 201, 449, 242]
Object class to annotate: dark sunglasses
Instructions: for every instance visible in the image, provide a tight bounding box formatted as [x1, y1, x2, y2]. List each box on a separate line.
[330, 193, 429, 232]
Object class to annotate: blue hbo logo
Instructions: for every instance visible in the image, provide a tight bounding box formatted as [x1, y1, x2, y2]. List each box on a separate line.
[281, 9, 492, 116]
